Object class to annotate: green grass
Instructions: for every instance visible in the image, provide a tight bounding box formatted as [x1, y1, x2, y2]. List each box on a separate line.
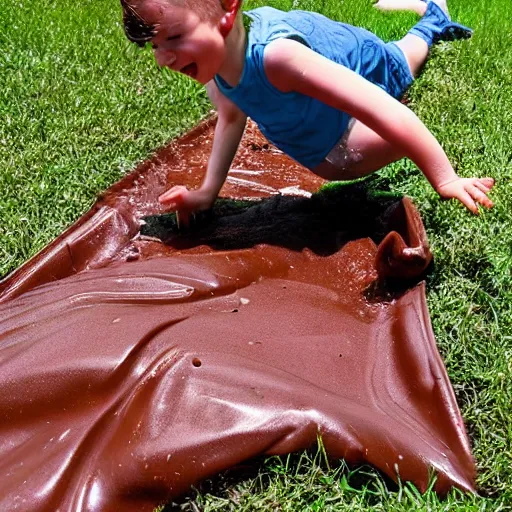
[1, 0, 512, 510]
[0, 0, 210, 277]
[164, 449, 507, 512]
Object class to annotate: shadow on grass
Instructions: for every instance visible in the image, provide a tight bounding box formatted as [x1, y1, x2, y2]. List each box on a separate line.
[162, 450, 405, 511]
[162, 449, 478, 511]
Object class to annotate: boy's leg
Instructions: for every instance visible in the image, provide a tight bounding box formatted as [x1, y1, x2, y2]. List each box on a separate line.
[374, 0, 449, 19]
[394, 34, 429, 77]
[313, 0, 474, 181]
[312, 121, 404, 181]
[379, 0, 472, 77]
[373, 0, 426, 15]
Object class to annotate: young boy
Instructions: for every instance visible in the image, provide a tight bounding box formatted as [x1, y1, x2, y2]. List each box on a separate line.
[120, 0, 494, 223]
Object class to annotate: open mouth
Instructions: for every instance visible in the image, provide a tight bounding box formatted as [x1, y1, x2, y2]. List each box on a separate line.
[180, 63, 197, 79]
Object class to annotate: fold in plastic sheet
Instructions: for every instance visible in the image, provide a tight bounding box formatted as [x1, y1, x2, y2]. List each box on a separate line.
[0, 120, 475, 511]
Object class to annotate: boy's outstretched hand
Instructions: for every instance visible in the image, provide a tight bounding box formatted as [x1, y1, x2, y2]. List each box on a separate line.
[436, 177, 495, 214]
[158, 185, 215, 227]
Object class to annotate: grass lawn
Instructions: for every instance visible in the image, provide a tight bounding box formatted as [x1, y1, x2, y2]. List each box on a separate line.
[1, 0, 511, 510]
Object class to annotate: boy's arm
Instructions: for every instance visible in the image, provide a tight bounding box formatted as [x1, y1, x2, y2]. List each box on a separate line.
[264, 38, 493, 213]
[201, 81, 248, 198]
[159, 81, 247, 218]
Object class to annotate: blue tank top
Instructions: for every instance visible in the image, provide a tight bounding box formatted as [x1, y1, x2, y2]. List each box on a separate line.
[214, 7, 410, 169]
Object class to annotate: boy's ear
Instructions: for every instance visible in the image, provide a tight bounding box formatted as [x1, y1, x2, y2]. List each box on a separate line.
[219, 0, 242, 37]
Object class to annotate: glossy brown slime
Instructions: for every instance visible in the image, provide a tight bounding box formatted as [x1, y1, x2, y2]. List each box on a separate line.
[0, 119, 475, 512]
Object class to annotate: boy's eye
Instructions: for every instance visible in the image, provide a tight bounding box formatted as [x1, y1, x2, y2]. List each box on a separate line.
[167, 35, 181, 41]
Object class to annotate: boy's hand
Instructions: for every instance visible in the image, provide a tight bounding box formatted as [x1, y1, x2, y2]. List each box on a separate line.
[436, 177, 495, 214]
[158, 186, 215, 227]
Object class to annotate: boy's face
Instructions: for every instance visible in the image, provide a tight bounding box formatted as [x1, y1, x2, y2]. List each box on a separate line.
[133, 0, 227, 84]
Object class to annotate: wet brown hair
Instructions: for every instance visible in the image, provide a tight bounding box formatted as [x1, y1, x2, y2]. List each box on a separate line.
[120, 0, 227, 46]
[120, 0, 156, 47]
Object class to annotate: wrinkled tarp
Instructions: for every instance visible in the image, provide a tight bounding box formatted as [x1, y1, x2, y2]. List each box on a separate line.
[0, 120, 475, 512]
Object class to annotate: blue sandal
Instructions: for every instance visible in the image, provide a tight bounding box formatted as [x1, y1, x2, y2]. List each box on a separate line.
[410, 1, 472, 46]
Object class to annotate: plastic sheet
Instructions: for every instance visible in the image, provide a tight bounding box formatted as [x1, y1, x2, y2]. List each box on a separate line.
[0, 119, 475, 511]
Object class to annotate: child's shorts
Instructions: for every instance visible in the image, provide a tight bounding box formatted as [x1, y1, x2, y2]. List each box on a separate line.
[355, 38, 415, 102]
[380, 41, 415, 100]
